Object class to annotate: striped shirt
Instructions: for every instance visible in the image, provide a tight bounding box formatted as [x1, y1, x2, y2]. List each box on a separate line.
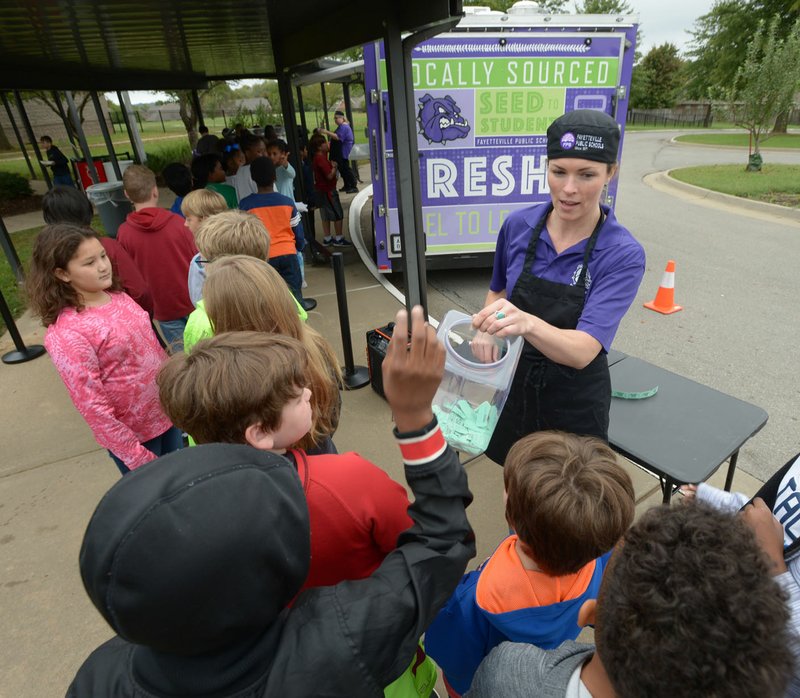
[239, 191, 305, 258]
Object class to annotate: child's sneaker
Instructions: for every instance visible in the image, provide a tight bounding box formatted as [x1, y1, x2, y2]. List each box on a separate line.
[323, 236, 333, 246]
[333, 237, 353, 247]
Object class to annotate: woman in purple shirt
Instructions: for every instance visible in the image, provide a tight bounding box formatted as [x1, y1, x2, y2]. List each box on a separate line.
[472, 110, 645, 465]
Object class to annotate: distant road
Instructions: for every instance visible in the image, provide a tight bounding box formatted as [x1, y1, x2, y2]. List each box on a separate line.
[423, 130, 800, 481]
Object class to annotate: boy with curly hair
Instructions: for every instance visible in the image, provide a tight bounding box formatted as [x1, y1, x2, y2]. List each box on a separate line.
[468, 501, 795, 697]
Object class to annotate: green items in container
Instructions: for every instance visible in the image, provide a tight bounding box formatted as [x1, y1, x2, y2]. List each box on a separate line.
[433, 399, 500, 455]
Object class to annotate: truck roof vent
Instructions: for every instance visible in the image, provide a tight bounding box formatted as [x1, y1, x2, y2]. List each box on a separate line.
[506, 0, 549, 14]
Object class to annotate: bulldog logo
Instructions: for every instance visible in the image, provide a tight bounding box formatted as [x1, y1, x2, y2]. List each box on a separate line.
[417, 94, 471, 145]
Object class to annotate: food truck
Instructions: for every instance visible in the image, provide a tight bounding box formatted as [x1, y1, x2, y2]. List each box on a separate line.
[363, 4, 638, 271]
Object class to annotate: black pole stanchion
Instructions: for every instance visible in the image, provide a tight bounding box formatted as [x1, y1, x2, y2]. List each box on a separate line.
[331, 252, 369, 389]
[0, 288, 45, 364]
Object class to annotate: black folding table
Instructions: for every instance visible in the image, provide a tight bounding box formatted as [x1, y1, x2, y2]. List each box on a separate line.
[608, 355, 768, 504]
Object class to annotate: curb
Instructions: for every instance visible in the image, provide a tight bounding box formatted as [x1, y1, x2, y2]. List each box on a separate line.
[644, 170, 800, 225]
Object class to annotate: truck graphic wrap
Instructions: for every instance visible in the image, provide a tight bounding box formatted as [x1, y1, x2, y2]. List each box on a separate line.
[364, 20, 637, 271]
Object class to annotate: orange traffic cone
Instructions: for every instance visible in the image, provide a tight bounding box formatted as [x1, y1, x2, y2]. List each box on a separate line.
[644, 260, 683, 314]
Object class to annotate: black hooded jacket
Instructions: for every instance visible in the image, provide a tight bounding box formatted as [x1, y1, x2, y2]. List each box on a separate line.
[67, 428, 475, 696]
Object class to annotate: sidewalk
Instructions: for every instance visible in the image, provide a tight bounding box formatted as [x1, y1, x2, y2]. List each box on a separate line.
[0, 195, 765, 696]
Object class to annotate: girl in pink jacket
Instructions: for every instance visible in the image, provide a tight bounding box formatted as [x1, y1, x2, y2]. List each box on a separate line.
[28, 224, 182, 474]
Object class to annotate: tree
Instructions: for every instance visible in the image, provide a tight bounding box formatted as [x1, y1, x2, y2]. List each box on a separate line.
[629, 43, 684, 109]
[164, 82, 226, 147]
[23, 91, 92, 140]
[200, 82, 234, 115]
[464, 0, 569, 12]
[728, 16, 800, 169]
[574, 0, 631, 13]
[685, 0, 798, 111]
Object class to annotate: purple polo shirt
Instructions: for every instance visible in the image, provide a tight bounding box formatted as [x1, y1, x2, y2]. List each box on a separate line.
[336, 122, 354, 160]
[490, 203, 645, 352]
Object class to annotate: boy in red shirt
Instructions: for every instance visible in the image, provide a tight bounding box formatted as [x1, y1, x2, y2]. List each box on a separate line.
[309, 133, 351, 247]
[157, 330, 413, 592]
[117, 165, 197, 352]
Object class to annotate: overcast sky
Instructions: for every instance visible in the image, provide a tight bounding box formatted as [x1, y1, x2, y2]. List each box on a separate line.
[632, 0, 715, 54]
[113, 0, 715, 105]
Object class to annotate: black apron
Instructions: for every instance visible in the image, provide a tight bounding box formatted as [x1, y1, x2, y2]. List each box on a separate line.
[485, 204, 611, 465]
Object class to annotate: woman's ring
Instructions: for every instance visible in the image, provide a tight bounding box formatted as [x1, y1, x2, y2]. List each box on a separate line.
[495, 310, 506, 320]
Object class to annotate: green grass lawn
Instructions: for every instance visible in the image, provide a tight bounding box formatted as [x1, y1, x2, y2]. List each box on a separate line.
[669, 164, 800, 208]
[1, 225, 41, 335]
[675, 132, 800, 148]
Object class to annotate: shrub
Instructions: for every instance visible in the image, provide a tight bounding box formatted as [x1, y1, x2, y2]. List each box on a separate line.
[0, 171, 33, 201]
[145, 142, 193, 178]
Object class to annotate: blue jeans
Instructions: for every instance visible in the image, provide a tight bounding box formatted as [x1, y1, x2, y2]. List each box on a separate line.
[109, 426, 184, 475]
[53, 173, 74, 187]
[157, 316, 189, 353]
[269, 254, 303, 301]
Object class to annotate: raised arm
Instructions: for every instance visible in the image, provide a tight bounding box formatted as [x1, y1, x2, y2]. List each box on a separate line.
[278, 307, 475, 693]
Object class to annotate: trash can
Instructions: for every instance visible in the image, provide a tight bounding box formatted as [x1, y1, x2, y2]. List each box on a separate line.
[102, 159, 134, 183]
[86, 182, 132, 239]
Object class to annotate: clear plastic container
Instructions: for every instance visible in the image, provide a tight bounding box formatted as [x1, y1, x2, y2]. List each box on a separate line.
[432, 310, 523, 455]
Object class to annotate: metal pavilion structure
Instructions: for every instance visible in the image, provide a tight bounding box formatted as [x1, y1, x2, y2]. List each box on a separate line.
[0, 0, 465, 319]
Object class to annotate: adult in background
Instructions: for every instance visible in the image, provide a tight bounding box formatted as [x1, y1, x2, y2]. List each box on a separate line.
[319, 110, 357, 193]
[39, 135, 74, 187]
[472, 110, 645, 466]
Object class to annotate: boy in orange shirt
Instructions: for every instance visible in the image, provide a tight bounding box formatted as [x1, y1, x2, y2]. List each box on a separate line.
[425, 431, 634, 696]
[239, 156, 316, 311]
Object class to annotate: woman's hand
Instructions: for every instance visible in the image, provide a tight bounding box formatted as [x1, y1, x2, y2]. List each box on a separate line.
[472, 299, 535, 341]
[470, 330, 499, 364]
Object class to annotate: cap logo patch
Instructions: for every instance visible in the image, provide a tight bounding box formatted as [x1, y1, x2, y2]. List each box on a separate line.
[575, 134, 605, 151]
[560, 132, 576, 150]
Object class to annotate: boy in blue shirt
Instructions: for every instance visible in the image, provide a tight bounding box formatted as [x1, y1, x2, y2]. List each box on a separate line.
[426, 431, 635, 696]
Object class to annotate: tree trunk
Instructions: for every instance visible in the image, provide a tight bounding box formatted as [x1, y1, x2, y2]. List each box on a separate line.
[772, 109, 789, 134]
[178, 93, 198, 149]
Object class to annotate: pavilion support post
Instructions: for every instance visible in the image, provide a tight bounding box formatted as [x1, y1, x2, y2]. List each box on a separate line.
[320, 83, 329, 130]
[296, 86, 308, 141]
[342, 82, 358, 181]
[280, 74, 323, 259]
[65, 91, 100, 185]
[0, 215, 24, 284]
[1, 92, 36, 179]
[117, 92, 146, 164]
[13, 90, 52, 188]
[277, 74, 303, 198]
[91, 91, 121, 180]
[382, 13, 461, 314]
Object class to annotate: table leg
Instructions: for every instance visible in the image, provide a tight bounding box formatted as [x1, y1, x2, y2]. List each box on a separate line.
[724, 451, 739, 492]
[661, 477, 674, 504]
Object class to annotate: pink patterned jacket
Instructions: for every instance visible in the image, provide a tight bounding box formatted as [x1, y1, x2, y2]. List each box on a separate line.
[44, 292, 172, 469]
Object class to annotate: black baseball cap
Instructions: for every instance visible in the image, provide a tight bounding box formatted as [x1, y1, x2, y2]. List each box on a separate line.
[546, 109, 620, 164]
